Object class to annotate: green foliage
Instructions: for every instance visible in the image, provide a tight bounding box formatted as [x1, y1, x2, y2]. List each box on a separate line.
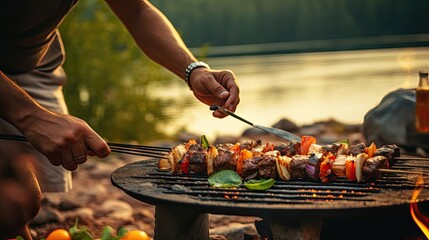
[60, 0, 178, 143]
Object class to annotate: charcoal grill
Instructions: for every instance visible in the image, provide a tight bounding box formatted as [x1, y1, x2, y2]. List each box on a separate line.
[111, 156, 429, 240]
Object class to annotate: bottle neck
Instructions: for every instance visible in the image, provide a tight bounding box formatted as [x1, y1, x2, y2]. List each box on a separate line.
[419, 76, 429, 88]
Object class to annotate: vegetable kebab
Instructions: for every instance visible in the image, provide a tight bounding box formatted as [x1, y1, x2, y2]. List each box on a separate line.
[158, 136, 400, 184]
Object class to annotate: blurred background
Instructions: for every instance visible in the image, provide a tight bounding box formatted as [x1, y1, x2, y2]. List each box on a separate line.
[60, 0, 429, 143]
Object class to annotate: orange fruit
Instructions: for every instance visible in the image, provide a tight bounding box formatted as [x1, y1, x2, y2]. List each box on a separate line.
[120, 230, 150, 240]
[46, 229, 72, 240]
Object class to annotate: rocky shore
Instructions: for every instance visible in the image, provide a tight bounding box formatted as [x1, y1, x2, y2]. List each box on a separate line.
[28, 118, 408, 239]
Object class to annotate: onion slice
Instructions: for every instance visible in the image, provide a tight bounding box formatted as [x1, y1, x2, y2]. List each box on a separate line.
[355, 153, 368, 183]
[276, 155, 292, 181]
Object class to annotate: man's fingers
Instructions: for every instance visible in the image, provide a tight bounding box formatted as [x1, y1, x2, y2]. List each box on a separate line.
[71, 144, 88, 164]
[46, 153, 62, 166]
[62, 161, 78, 171]
[59, 152, 78, 171]
[203, 78, 229, 99]
[73, 154, 87, 164]
[85, 134, 110, 158]
[211, 70, 240, 113]
[225, 94, 240, 112]
[212, 110, 228, 118]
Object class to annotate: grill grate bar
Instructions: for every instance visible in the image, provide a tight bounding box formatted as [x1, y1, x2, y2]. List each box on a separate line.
[167, 186, 370, 197]
[163, 189, 375, 202]
[392, 165, 429, 170]
[143, 172, 208, 180]
[198, 196, 312, 205]
[271, 184, 379, 192]
[147, 178, 382, 192]
[185, 187, 369, 197]
[396, 155, 429, 161]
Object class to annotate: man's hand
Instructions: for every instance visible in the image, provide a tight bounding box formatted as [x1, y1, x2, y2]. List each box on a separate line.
[189, 68, 240, 118]
[22, 110, 110, 171]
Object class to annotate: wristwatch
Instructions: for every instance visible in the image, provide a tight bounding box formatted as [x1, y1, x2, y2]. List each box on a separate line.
[184, 61, 210, 90]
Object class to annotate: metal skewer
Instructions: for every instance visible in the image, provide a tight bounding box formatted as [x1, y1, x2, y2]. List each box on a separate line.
[378, 168, 429, 176]
[210, 105, 302, 142]
[0, 134, 170, 158]
[396, 156, 429, 161]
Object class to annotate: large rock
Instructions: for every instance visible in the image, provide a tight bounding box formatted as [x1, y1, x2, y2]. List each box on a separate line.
[363, 88, 429, 153]
[272, 118, 299, 132]
[242, 127, 268, 138]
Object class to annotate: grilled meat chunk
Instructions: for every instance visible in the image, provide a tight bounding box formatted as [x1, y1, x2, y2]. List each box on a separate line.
[290, 155, 308, 179]
[363, 155, 388, 181]
[242, 156, 261, 180]
[322, 143, 348, 156]
[347, 143, 366, 155]
[274, 141, 301, 157]
[214, 147, 238, 172]
[241, 139, 262, 151]
[375, 145, 400, 166]
[258, 151, 279, 179]
[186, 144, 208, 174]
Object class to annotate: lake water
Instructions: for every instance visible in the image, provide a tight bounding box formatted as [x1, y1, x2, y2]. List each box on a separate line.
[152, 46, 429, 141]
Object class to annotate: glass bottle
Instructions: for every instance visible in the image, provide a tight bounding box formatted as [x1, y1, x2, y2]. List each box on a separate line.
[416, 70, 429, 133]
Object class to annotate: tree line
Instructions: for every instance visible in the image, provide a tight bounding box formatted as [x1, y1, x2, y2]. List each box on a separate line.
[151, 0, 429, 52]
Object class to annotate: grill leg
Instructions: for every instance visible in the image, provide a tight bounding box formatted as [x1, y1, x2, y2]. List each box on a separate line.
[269, 218, 323, 240]
[154, 204, 209, 240]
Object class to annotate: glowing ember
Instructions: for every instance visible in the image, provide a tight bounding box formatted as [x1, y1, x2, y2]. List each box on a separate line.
[223, 192, 239, 199]
[410, 176, 429, 238]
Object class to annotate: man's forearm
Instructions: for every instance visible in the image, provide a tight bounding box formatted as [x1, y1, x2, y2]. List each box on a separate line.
[0, 71, 46, 133]
[106, 0, 197, 80]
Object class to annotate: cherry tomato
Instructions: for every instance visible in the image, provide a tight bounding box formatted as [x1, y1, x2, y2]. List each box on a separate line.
[46, 229, 72, 240]
[120, 230, 150, 240]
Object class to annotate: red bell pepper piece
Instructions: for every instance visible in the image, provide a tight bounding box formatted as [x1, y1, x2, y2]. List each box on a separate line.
[300, 135, 317, 155]
[345, 160, 357, 181]
[179, 156, 190, 174]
